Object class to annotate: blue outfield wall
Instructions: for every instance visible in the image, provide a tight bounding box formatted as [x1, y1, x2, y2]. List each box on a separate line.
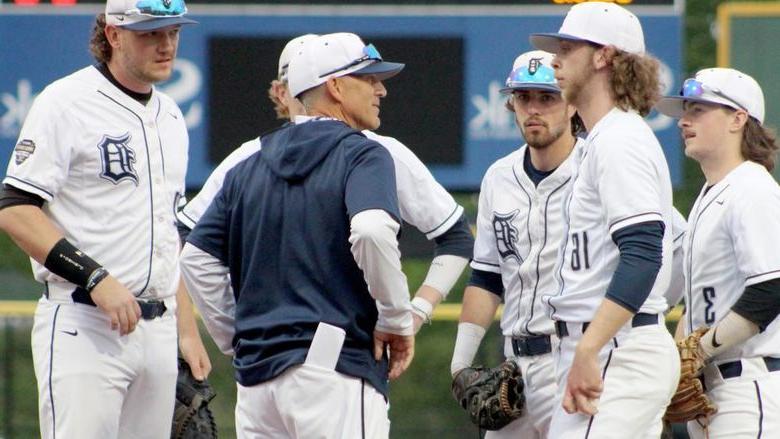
[0, 9, 683, 190]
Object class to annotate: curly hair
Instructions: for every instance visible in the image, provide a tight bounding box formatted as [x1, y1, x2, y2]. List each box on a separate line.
[741, 118, 779, 171]
[89, 13, 112, 64]
[608, 49, 661, 117]
[268, 79, 289, 120]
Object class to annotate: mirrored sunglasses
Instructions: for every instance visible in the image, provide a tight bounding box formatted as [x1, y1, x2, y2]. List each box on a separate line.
[505, 64, 556, 88]
[319, 44, 383, 78]
[124, 0, 187, 17]
[681, 78, 745, 111]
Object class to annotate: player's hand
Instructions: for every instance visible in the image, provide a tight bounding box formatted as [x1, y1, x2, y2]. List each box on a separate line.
[373, 330, 415, 380]
[412, 314, 425, 334]
[179, 331, 212, 381]
[89, 275, 142, 336]
[563, 346, 603, 415]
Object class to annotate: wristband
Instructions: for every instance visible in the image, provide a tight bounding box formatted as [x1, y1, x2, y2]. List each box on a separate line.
[44, 238, 104, 289]
[410, 297, 433, 325]
[85, 267, 110, 293]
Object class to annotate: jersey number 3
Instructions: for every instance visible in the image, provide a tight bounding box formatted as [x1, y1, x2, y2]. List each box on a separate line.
[571, 232, 590, 271]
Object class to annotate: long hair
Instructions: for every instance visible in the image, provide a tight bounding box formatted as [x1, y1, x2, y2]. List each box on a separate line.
[608, 49, 661, 117]
[741, 118, 778, 171]
[89, 13, 112, 64]
[267, 79, 289, 120]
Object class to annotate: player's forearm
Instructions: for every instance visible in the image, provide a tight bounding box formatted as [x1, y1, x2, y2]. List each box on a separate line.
[460, 286, 501, 328]
[180, 243, 236, 355]
[411, 254, 470, 323]
[349, 209, 413, 336]
[0, 205, 64, 263]
[578, 298, 633, 354]
[698, 311, 759, 360]
[175, 278, 200, 339]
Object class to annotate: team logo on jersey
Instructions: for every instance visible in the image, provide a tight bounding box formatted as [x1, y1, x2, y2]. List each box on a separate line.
[13, 139, 36, 165]
[493, 210, 520, 260]
[97, 134, 138, 185]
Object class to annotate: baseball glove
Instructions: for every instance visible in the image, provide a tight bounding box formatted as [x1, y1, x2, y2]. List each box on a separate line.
[451, 360, 525, 431]
[171, 357, 217, 439]
[664, 327, 718, 423]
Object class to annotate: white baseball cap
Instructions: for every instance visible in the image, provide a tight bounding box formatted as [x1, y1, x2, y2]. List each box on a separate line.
[655, 68, 765, 124]
[105, 0, 197, 31]
[278, 34, 319, 82]
[530, 2, 645, 55]
[500, 50, 559, 94]
[287, 32, 405, 98]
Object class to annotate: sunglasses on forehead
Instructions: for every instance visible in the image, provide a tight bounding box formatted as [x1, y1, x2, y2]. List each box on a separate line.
[318, 44, 382, 78]
[505, 63, 556, 88]
[111, 0, 188, 18]
[680, 78, 746, 112]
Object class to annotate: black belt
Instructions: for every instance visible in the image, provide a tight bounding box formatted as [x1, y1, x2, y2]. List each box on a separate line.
[72, 288, 167, 320]
[511, 335, 552, 357]
[718, 357, 780, 379]
[555, 313, 658, 338]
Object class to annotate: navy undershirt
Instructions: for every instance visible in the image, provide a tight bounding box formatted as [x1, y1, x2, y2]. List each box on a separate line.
[523, 147, 556, 187]
[96, 63, 152, 104]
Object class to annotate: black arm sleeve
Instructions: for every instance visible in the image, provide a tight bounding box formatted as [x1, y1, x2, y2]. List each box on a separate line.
[468, 268, 504, 298]
[0, 184, 44, 210]
[604, 220, 665, 313]
[432, 213, 474, 259]
[732, 278, 780, 331]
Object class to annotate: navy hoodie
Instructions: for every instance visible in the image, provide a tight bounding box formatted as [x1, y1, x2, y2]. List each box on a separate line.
[187, 119, 400, 397]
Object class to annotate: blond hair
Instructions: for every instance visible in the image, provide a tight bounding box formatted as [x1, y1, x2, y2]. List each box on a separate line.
[608, 49, 661, 117]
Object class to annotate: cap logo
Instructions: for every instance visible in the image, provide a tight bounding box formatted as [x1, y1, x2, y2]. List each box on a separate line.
[162, 0, 171, 7]
[527, 57, 544, 75]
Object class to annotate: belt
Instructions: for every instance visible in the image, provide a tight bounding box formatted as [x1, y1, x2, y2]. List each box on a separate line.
[555, 313, 658, 338]
[718, 357, 780, 379]
[511, 335, 552, 357]
[71, 287, 167, 320]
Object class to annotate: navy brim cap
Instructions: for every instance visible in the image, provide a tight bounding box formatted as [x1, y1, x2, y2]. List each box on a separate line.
[352, 61, 406, 81]
[529, 33, 590, 53]
[655, 95, 740, 119]
[120, 16, 198, 31]
[499, 83, 560, 94]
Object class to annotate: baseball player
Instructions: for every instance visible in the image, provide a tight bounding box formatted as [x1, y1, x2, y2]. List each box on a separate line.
[530, 3, 680, 437]
[656, 68, 780, 438]
[180, 33, 414, 438]
[0, 2, 209, 437]
[450, 50, 584, 438]
[177, 34, 473, 352]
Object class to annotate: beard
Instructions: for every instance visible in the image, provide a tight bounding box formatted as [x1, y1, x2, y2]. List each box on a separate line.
[561, 64, 594, 108]
[522, 120, 567, 150]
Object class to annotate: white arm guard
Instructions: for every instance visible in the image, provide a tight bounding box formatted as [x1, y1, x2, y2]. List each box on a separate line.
[180, 243, 236, 355]
[451, 322, 487, 376]
[699, 311, 759, 360]
[422, 254, 469, 301]
[349, 209, 413, 336]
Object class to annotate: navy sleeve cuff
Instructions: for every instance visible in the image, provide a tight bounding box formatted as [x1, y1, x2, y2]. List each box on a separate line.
[605, 221, 664, 313]
[468, 268, 504, 298]
[433, 214, 475, 259]
[732, 278, 780, 331]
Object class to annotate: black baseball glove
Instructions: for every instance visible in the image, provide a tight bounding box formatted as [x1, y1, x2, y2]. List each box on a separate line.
[171, 356, 217, 439]
[451, 360, 525, 431]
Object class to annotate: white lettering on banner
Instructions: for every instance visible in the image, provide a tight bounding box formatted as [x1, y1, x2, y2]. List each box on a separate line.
[0, 79, 36, 139]
[0, 59, 203, 139]
[468, 81, 521, 141]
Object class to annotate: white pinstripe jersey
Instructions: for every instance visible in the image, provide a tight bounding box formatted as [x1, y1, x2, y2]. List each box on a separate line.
[3, 66, 188, 302]
[683, 161, 780, 359]
[179, 123, 462, 239]
[547, 108, 674, 321]
[471, 140, 584, 337]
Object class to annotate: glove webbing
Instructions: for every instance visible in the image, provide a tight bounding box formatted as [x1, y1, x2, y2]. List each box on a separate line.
[173, 394, 205, 439]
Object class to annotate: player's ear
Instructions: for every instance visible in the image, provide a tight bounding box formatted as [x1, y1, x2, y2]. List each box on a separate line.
[728, 109, 749, 133]
[593, 45, 614, 70]
[104, 25, 122, 50]
[325, 77, 345, 104]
